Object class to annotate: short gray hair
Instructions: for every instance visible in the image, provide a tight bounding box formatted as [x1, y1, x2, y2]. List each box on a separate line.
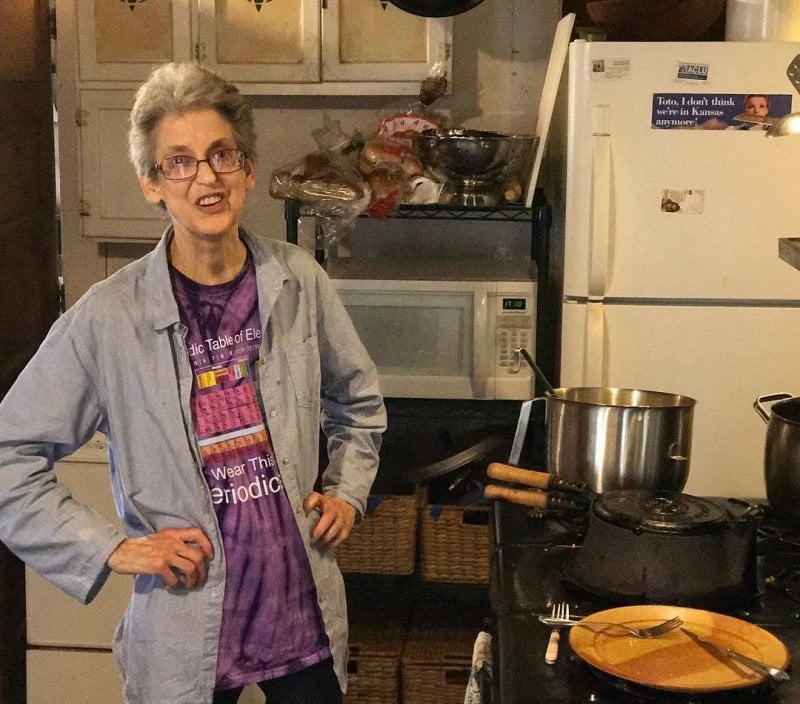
[128, 62, 257, 179]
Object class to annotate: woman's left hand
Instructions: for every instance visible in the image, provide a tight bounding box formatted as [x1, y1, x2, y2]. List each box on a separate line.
[303, 492, 357, 548]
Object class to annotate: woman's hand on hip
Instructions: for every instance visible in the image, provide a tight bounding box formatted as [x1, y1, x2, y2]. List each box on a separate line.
[303, 492, 356, 549]
[106, 527, 214, 591]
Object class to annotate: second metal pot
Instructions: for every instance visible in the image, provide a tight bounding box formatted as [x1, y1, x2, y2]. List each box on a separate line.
[754, 392, 800, 525]
[545, 387, 696, 494]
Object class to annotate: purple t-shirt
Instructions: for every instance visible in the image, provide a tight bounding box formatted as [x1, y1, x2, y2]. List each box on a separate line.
[170, 252, 330, 690]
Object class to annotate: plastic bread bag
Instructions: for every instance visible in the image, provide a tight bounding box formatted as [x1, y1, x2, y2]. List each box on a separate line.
[364, 162, 413, 219]
[419, 60, 449, 109]
[376, 60, 450, 133]
[269, 147, 370, 245]
[354, 63, 450, 210]
[310, 115, 365, 171]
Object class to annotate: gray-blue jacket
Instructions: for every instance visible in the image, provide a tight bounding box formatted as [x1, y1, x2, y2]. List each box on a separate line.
[0, 227, 386, 703]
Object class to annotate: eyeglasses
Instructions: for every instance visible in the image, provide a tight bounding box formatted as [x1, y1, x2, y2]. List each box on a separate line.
[154, 148, 247, 180]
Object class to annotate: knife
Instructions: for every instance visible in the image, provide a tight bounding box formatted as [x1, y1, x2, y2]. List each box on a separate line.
[680, 627, 790, 682]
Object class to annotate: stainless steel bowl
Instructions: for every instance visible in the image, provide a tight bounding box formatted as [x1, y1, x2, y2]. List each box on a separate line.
[413, 128, 536, 181]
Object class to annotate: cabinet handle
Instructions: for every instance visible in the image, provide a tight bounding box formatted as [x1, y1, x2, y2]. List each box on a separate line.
[322, 0, 328, 8]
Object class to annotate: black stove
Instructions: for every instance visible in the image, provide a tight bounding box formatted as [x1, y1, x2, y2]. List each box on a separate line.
[489, 499, 800, 704]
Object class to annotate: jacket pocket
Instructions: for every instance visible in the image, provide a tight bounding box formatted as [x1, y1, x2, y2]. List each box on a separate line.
[285, 335, 321, 407]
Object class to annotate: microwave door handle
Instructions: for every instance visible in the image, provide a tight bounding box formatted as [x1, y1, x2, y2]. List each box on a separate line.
[472, 290, 491, 398]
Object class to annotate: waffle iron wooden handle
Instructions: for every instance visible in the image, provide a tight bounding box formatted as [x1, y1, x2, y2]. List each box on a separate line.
[487, 462, 553, 489]
[484, 484, 548, 509]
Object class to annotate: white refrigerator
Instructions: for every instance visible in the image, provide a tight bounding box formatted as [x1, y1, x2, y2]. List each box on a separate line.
[552, 39, 800, 499]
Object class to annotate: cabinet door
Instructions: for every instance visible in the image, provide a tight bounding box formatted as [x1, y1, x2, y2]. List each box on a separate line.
[26, 457, 132, 649]
[321, 0, 451, 83]
[27, 650, 266, 703]
[76, 0, 193, 81]
[78, 90, 166, 242]
[196, 0, 321, 84]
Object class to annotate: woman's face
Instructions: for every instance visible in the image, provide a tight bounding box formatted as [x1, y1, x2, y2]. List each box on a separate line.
[744, 96, 769, 117]
[139, 108, 255, 245]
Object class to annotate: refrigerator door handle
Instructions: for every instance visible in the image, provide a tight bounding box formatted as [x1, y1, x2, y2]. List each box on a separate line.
[589, 105, 612, 299]
[584, 299, 606, 386]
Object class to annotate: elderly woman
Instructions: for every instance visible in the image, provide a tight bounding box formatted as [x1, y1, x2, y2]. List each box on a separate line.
[0, 62, 385, 704]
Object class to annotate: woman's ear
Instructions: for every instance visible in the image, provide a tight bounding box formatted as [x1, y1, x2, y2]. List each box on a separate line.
[139, 174, 164, 205]
[245, 159, 256, 191]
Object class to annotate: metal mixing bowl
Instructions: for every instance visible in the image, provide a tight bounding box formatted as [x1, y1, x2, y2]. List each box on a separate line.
[413, 128, 536, 181]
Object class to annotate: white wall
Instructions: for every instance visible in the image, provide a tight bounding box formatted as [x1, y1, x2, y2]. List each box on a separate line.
[60, 0, 563, 303]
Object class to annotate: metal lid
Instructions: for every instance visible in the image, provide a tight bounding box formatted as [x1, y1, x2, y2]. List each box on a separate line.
[593, 490, 729, 535]
[408, 432, 505, 483]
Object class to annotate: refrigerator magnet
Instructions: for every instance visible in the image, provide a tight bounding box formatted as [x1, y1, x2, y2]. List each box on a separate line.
[675, 62, 710, 83]
[652, 93, 792, 130]
[589, 57, 632, 81]
[660, 189, 705, 215]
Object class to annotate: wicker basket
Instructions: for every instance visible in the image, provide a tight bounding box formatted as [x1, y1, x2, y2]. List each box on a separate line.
[336, 493, 418, 575]
[345, 603, 408, 704]
[418, 499, 490, 584]
[401, 622, 475, 704]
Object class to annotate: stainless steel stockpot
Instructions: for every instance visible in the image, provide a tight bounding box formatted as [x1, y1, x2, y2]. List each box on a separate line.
[544, 387, 696, 494]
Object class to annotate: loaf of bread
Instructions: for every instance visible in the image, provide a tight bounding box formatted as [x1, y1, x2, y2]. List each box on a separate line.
[269, 151, 366, 204]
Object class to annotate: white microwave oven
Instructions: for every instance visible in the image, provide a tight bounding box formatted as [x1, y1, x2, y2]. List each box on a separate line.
[330, 273, 537, 400]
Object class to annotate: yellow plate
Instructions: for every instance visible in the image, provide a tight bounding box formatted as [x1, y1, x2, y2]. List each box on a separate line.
[568, 605, 790, 692]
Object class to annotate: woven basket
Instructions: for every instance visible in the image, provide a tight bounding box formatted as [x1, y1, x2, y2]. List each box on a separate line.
[336, 493, 418, 575]
[418, 499, 490, 584]
[346, 603, 408, 704]
[401, 622, 475, 704]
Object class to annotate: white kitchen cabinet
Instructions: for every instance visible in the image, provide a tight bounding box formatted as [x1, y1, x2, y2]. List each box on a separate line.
[25, 441, 129, 650]
[24, 438, 267, 704]
[319, 0, 450, 86]
[71, 0, 451, 94]
[27, 650, 266, 703]
[27, 650, 124, 704]
[75, 0, 193, 82]
[76, 89, 167, 242]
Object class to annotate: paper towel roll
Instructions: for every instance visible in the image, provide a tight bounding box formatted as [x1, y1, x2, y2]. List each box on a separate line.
[407, 176, 444, 205]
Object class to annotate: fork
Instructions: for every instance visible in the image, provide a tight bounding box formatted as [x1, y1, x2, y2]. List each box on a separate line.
[545, 602, 569, 665]
[540, 615, 683, 639]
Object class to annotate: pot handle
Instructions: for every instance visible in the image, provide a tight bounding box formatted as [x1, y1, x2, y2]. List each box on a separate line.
[508, 396, 547, 466]
[753, 392, 795, 423]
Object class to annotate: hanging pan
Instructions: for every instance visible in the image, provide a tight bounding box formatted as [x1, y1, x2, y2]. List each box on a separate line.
[389, 0, 487, 17]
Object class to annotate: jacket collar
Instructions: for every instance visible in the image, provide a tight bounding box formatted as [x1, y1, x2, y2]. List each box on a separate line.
[143, 225, 289, 331]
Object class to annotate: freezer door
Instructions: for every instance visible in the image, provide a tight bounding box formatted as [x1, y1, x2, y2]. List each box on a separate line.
[561, 301, 800, 498]
[563, 40, 800, 301]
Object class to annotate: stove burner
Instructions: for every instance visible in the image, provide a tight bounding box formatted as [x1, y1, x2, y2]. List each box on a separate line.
[532, 510, 586, 539]
[759, 524, 800, 549]
[589, 666, 779, 703]
[762, 568, 800, 607]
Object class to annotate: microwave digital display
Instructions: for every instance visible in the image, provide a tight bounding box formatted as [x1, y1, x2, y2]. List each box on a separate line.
[502, 297, 527, 311]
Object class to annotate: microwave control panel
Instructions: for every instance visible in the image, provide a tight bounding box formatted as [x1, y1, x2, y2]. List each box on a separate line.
[494, 290, 535, 376]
